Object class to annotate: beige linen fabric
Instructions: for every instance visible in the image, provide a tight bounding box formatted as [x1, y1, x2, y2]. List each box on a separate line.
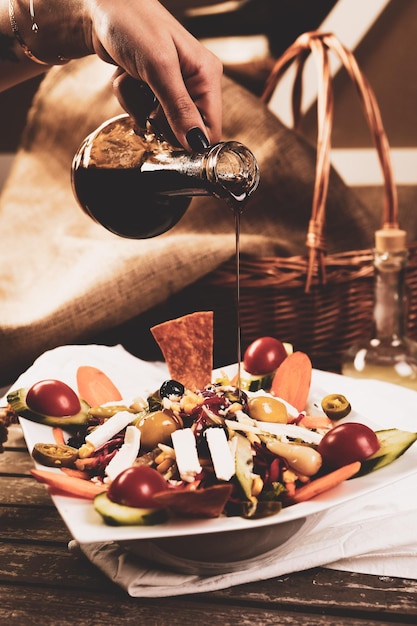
[0, 57, 378, 384]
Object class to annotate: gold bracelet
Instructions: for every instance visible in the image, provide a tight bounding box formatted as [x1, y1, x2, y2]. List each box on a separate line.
[9, 0, 68, 65]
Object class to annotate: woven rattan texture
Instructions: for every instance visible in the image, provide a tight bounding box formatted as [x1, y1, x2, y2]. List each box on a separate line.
[172, 244, 417, 373]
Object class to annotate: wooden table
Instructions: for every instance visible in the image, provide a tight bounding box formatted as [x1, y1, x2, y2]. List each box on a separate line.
[2, 423, 417, 626]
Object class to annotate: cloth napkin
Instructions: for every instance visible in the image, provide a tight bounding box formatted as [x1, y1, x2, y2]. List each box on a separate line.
[69, 471, 417, 597]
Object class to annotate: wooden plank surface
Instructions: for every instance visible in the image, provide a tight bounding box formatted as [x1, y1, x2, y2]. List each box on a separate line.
[1, 424, 417, 626]
[2, 585, 414, 626]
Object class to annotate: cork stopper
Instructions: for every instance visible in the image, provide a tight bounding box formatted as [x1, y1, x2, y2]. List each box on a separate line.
[375, 228, 407, 252]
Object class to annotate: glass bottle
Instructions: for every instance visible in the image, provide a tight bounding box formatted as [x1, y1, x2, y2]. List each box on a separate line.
[71, 113, 259, 239]
[342, 228, 417, 389]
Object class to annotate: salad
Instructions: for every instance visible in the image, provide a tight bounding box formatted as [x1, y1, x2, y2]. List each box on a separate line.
[6, 313, 417, 527]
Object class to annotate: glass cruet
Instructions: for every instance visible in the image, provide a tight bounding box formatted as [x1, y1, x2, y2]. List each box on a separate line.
[71, 113, 260, 239]
[342, 228, 417, 389]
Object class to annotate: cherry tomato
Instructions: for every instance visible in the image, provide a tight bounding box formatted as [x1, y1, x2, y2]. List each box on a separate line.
[107, 466, 167, 508]
[243, 336, 287, 376]
[318, 422, 380, 470]
[26, 380, 81, 417]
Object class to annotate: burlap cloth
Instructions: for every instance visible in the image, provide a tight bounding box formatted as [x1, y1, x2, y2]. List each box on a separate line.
[0, 56, 380, 384]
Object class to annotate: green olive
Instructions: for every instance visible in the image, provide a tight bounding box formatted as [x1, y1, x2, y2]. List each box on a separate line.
[32, 442, 79, 468]
[135, 410, 183, 450]
[247, 396, 288, 423]
[321, 394, 351, 420]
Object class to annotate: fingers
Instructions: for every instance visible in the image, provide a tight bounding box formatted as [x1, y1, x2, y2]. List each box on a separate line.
[113, 51, 222, 151]
[113, 71, 158, 128]
[145, 33, 223, 149]
[90, 0, 223, 150]
[112, 71, 210, 149]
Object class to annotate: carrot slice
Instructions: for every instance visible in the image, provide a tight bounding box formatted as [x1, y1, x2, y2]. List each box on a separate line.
[271, 351, 312, 412]
[60, 467, 91, 480]
[297, 414, 333, 430]
[31, 468, 107, 500]
[76, 366, 122, 406]
[230, 372, 238, 386]
[285, 461, 361, 504]
[52, 427, 66, 446]
[75, 457, 101, 471]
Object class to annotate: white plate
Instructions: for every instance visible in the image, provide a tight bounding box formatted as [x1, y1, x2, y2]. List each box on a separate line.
[7, 344, 417, 567]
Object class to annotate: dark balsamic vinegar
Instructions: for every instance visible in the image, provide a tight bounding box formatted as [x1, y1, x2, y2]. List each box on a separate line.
[234, 207, 242, 395]
[72, 167, 194, 239]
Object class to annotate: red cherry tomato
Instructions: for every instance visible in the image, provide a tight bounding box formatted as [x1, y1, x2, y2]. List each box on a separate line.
[243, 336, 287, 376]
[318, 422, 380, 470]
[107, 466, 167, 508]
[26, 380, 81, 417]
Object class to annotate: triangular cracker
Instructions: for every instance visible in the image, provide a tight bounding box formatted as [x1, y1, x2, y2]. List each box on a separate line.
[151, 311, 213, 391]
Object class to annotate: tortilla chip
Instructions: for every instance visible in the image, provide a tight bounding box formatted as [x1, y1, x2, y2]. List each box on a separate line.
[150, 311, 213, 391]
[153, 484, 233, 518]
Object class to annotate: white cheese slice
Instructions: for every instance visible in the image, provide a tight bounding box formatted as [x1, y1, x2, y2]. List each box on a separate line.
[85, 410, 134, 449]
[171, 428, 201, 482]
[225, 417, 323, 445]
[104, 425, 141, 481]
[205, 428, 235, 482]
[255, 421, 323, 444]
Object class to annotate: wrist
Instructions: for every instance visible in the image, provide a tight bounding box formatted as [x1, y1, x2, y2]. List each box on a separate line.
[8, 0, 92, 66]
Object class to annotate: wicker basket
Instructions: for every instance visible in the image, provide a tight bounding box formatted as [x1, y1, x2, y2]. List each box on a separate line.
[178, 32, 417, 372]
[172, 245, 417, 373]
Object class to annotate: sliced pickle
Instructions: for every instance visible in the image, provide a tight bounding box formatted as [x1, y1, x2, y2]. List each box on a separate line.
[321, 393, 351, 420]
[32, 442, 79, 468]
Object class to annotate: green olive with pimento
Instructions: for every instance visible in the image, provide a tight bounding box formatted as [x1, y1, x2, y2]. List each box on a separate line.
[247, 396, 288, 423]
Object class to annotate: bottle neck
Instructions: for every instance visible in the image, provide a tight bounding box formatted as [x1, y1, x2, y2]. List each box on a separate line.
[144, 140, 260, 206]
[372, 249, 408, 341]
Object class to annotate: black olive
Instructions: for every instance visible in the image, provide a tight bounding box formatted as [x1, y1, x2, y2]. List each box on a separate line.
[160, 379, 185, 398]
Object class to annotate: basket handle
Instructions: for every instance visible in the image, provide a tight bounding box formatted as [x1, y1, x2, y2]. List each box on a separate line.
[261, 31, 399, 291]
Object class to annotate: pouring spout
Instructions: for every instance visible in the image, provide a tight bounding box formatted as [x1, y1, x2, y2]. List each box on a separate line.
[205, 141, 260, 208]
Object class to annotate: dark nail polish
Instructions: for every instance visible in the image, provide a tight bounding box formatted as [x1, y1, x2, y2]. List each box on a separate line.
[186, 127, 210, 151]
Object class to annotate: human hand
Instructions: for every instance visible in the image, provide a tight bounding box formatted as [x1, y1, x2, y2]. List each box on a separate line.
[1, 0, 223, 149]
[88, 0, 223, 149]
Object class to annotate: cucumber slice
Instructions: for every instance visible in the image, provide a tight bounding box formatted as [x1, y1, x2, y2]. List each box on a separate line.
[7, 387, 91, 428]
[32, 442, 79, 467]
[234, 432, 254, 501]
[240, 372, 274, 392]
[359, 428, 417, 475]
[94, 492, 168, 526]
